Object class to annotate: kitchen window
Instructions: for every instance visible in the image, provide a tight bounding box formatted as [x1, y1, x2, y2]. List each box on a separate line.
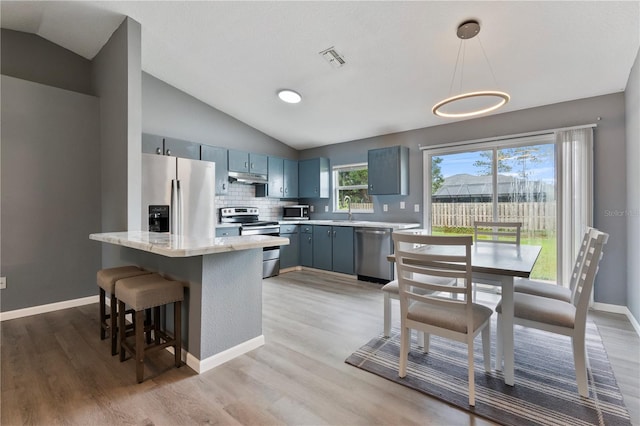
[333, 163, 373, 213]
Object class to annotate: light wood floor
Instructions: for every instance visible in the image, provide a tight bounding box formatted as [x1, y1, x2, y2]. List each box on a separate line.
[2, 269, 638, 425]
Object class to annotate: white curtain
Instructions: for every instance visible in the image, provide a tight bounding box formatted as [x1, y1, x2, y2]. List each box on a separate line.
[557, 127, 594, 286]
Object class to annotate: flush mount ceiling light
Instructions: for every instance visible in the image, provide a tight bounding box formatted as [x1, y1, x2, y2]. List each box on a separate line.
[277, 89, 302, 104]
[432, 20, 510, 118]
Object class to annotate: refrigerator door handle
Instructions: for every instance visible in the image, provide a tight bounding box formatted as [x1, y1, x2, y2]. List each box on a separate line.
[171, 179, 179, 234]
[177, 180, 183, 236]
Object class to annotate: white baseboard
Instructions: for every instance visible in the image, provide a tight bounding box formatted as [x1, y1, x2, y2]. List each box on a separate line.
[185, 335, 265, 374]
[592, 302, 640, 337]
[0, 295, 99, 322]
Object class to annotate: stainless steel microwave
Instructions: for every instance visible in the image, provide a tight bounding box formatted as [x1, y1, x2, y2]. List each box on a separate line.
[282, 205, 310, 220]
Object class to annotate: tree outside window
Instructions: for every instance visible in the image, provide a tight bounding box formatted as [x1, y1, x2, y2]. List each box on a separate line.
[333, 164, 373, 212]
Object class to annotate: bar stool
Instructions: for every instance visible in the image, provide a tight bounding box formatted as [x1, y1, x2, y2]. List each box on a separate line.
[115, 273, 184, 383]
[97, 266, 151, 355]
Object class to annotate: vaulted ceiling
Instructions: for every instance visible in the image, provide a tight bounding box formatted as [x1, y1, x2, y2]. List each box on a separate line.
[2, 1, 638, 149]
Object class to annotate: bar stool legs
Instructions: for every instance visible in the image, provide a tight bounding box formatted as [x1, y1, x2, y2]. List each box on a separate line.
[116, 273, 184, 383]
[97, 266, 151, 355]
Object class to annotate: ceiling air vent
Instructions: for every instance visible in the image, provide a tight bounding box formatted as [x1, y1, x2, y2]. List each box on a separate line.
[319, 47, 346, 68]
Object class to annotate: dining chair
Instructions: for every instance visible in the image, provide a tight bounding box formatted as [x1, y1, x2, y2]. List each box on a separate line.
[495, 227, 608, 397]
[393, 232, 492, 406]
[472, 221, 522, 299]
[513, 227, 593, 303]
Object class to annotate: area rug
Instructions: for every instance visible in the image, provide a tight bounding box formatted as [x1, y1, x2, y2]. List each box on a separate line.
[346, 321, 631, 426]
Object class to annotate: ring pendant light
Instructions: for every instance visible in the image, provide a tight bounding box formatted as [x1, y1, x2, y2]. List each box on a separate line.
[432, 20, 510, 118]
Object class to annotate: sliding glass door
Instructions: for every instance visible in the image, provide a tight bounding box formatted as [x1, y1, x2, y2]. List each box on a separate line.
[427, 136, 557, 282]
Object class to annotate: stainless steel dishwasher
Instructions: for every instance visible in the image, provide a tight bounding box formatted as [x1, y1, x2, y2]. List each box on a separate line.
[355, 227, 394, 283]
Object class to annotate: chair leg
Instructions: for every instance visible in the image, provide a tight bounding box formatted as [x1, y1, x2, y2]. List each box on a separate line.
[153, 306, 161, 344]
[468, 339, 475, 406]
[135, 310, 145, 383]
[110, 294, 119, 356]
[99, 288, 107, 340]
[422, 333, 430, 354]
[573, 333, 589, 397]
[118, 300, 127, 362]
[398, 326, 410, 378]
[383, 293, 391, 337]
[495, 313, 503, 371]
[482, 323, 491, 372]
[174, 301, 182, 368]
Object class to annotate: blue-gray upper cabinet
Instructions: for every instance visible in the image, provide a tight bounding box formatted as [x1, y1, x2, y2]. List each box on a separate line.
[164, 137, 201, 160]
[200, 145, 229, 195]
[368, 146, 409, 195]
[283, 159, 299, 198]
[142, 133, 164, 155]
[228, 149, 268, 175]
[299, 157, 330, 198]
[300, 225, 313, 267]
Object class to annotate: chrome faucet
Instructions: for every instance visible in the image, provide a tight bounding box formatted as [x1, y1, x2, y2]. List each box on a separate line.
[344, 195, 352, 221]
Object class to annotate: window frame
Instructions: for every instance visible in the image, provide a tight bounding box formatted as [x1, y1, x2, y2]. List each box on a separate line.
[332, 162, 374, 213]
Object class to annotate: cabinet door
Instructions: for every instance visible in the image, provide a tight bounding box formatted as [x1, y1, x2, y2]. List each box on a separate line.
[200, 145, 229, 195]
[164, 137, 201, 160]
[228, 149, 249, 172]
[280, 227, 299, 269]
[250, 153, 268, 175]
[283, 159, 298, 198]
[312, 225, 332, 270]
[300, 226, 313, 267]
[142, 133, 164, 155]
[267, 157, 284, 198]
[299, 158, 330, 198]
[368, 146, 409, 195]
[332, 226, 354, 274]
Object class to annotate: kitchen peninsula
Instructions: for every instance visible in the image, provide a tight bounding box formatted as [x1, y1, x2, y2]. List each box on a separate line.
[90, 231, 288, 374]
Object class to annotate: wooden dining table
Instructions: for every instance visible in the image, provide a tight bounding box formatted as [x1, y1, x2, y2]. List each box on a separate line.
[389, 230, 542, 386]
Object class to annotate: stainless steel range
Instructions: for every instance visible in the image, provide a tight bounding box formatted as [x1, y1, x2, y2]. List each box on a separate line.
[220, 207, 281, 278]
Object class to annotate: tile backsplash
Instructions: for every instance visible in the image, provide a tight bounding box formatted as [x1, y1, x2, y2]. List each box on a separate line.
[215, 182, 298, 222]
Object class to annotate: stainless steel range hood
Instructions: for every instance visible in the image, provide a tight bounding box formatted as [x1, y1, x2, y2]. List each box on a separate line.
[228, 170, 268, 185]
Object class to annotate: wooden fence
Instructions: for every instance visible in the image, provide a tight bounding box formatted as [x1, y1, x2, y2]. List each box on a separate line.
[432, 202, 556, 232]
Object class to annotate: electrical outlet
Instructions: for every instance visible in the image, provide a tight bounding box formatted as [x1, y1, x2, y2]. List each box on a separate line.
[400, 201, 405, 209]
[0, 277, 6, 289]
[310, 205, 315, 213]
[414, 204, 420, 212]
[383, 204, 388, 212]
[324, 205, 329, 212]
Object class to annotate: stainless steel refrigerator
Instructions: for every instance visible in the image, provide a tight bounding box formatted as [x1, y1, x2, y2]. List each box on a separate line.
[142, 153, 216, 238]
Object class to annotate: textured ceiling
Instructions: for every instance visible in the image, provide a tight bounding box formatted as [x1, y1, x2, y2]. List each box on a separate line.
[2, 1, 639, 149]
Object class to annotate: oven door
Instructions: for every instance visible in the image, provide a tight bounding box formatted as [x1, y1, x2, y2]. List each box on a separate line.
[240, 225, 281, 278]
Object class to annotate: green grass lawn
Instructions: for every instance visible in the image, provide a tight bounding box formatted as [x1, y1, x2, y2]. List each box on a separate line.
[431, 227, 557, 281]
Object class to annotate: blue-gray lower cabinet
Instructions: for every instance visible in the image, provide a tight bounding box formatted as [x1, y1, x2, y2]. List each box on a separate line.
[300, 225, 314, 267]
[313, 225, 333, 270]
[332, 226, 354, 274]
[280, 224, 299, 269]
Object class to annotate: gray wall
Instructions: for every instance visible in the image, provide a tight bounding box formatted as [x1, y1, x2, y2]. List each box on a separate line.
[1, 29, 94, 96]
[91, 17, 142, 263]
[142, 72, 297, 159]
[1, 75, 101, 311]
[301, 93, 628, 307]
[626, 47, 640, 324]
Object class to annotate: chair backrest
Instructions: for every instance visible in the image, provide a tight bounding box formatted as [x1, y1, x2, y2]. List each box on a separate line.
[567, 227, 594, 301]
[392, 232, 474, 319]
[473, 221, 522, 246]
[573, 228, 608, 328]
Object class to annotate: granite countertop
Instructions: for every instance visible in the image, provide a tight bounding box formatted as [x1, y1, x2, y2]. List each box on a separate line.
[90, 231, 289, 258]
[279, 220, 421, 230]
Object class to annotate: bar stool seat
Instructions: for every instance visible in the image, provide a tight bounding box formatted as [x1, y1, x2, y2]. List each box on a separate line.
[115, 273, 184, 383]
[97, 266, 151, 355]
